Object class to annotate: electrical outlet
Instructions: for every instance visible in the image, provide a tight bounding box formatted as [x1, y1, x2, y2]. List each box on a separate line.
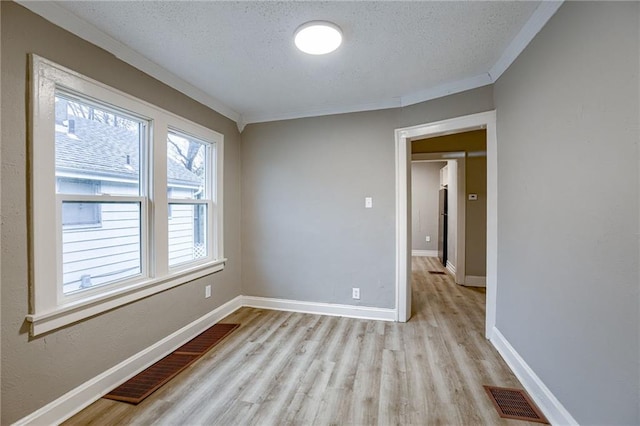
[352, 287, 360, 300]
[426, 235, 431, 242]
[205, 285, 211, 298]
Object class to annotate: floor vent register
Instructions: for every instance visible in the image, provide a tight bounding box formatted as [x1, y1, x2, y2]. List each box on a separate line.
[104, 323, 240, 404]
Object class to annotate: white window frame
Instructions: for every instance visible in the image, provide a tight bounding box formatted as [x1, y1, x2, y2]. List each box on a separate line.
[27, 55, 225, 336]
[166, 129, 215, 268]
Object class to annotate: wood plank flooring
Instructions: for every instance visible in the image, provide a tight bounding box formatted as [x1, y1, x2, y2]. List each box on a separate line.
[65, 257, 536, 425]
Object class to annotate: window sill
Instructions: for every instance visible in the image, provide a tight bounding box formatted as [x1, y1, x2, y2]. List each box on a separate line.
[26, 259, 226, 336]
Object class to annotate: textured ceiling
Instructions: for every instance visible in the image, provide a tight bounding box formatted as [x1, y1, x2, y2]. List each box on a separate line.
[42, 1, 542, 125]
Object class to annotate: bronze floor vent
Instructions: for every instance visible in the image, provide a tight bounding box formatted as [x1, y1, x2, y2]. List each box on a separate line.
[104, 323, 239, 404]
[484, 385, 549, 424]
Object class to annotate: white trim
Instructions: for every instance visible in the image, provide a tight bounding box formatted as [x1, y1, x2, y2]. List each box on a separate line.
[395, 129, 411, 322]
[446, 260, 456, 275]
[14, 295, 395, 425]
[411, 250, 438, 257]
[15, 1, 240, 124]
[489, 1, 563, 81]
[242, 296, 396, 322]
[400, 73, 492, 108]
[464, 275, 486, 287]
[14, 296, 244, 426]
[243, 74, 492, 126]
[395, 110, 497, 337]
[17, 1, 560, 127]
[490, 328, 578, 426]
[242, 97, 402, 126]
[28, 56, 226, 336]
[455, 157, 466, 285]
[27, 260, 227, 336]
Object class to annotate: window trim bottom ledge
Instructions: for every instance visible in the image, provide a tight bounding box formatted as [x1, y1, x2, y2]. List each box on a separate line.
[26, 259, 227, 336]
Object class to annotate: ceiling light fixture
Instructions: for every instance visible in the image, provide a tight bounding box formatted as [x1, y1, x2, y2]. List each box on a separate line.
[294, 21, 342, 55]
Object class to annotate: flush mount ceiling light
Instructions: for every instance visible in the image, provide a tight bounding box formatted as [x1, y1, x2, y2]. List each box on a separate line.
[294, 21, 342, 55]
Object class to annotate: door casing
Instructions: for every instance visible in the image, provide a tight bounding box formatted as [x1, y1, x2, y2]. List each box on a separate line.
[394, 110, 497, 339]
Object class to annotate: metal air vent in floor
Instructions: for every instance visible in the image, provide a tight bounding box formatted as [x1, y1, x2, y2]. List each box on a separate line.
[484, 385, 549, 424]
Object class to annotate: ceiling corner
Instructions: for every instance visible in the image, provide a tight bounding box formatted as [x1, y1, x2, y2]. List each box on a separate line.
[400, 74, 493, 108]
[236, 119, 246, 133]
[16, 0, 241, 124]
[489, 0, 564, 82]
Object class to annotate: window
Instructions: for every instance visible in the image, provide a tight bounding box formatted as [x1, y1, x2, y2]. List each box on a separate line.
[167, 131, 211, 266]
[28, 55, 225, 335]
[58, 179, 102, 227]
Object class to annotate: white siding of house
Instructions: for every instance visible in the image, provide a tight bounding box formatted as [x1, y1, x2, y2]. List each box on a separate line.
[61, 180, 197, 294]
[168, 204, 198, 265]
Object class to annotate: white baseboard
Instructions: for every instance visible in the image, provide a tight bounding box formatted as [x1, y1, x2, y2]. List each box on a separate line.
[242, 296, 396, 322]
[490, 327, 578, 426]
[412, 249, 438, 257]
[13, 296, 244, 426]
[464, 275, 486, 287]
[14, 295, 395, 425]
[446, 260, 456, 275]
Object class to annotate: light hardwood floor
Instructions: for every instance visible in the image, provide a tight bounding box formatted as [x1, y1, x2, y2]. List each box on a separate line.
[65, 257, 536, 425]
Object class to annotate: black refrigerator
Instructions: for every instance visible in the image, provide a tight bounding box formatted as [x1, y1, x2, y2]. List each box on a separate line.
[438, 188, 448, 266]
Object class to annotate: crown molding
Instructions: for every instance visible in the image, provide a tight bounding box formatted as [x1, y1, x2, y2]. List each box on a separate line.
[400, 73, 493, 108]
[16, 1, 241, 124]
[20, 0, 562, 128]
[241, 73, 492, 127]
[489, 1, 564, 81]
[241, 97, 402, 127]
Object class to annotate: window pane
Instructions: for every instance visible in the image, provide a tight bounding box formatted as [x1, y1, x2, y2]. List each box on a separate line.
[58, 178, 102, 226]
[168, 204, 207, 266]
[55, 93, 142, 196]
[62, 202, 142, 295]
[167, 131, 207, 199]
[62, 201, 101, 227]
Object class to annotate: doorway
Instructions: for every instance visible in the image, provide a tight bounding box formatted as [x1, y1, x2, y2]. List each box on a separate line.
[410, 155, 466, 285]
[394, 110, 497, 338]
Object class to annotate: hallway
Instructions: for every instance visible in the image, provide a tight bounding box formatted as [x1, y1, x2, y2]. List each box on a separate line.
[65, 257, 535, 425]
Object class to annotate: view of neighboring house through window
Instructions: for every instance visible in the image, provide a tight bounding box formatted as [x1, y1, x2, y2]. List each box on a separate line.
[55, 93, 145, 295]
[58, 178, 102, 226]
[29, 56, 224, 335]
[167, 131, 211, 266]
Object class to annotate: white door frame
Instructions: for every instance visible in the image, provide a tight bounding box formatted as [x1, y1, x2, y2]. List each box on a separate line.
[395, 110, 497, 339]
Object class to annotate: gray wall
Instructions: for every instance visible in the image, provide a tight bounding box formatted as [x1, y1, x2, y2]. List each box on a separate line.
[411, 162, 445, 251]
[242, 88, 494, 308]
[494, 2, 639, 424]
[1, 3, 242, 423]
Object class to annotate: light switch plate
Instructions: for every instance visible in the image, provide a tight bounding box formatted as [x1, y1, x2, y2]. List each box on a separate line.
[468, 194, 478, 201]
[365, 197, 373, 208]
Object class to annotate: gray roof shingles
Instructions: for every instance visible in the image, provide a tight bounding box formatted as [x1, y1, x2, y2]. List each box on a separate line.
[55, 117, 202, 186]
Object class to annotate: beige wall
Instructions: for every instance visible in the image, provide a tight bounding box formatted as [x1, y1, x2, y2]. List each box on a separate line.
[1, 3, 242, 423]
[412, 130, 487, 276]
